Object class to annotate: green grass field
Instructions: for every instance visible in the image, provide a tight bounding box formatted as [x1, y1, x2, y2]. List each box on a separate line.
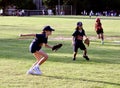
[0, 16, 120, 88]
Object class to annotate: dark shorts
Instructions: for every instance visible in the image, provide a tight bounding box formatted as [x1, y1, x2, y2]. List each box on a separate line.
[73, 42, 86, 52]
[96, 29, 104, 34]
[29, 43, 41, 53]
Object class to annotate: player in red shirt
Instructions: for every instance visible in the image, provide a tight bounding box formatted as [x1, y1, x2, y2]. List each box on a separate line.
[95, 18, 104, 44]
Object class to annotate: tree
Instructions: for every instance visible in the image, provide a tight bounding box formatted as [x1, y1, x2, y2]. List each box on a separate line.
[43, 0, 63, 9]
[0, 0, 120, 15]
[67, 0, 120, 14]
[0, 0, 36, 15]
[0, 0, 36, 9]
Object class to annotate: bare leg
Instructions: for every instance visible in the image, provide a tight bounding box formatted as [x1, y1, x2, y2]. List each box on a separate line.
[83, 49, 87, 56]
[101, 33, 104, 41]
[97, 34, 100, 39]
[73, 52, 77, 58]
[73, 52, 77, 60]
[83, 49, 89, 61]
[27, 50, 48, 74]
[33, 50, 48, 66]
[100, 33, 104, 44]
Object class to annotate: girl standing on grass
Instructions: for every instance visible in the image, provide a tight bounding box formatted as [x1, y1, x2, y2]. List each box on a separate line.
[20, 26, 55, 75]
[72, 22, 90, 61]
[95, 18, 104, 44]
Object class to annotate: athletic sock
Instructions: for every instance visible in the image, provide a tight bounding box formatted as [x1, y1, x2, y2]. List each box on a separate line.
[101, 40, 104, 45]
[35, 64, 39, 68]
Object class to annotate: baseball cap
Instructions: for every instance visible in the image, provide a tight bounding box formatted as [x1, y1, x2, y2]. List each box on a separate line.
[43, 26, 55, 31]
[77, 22, 83, 26]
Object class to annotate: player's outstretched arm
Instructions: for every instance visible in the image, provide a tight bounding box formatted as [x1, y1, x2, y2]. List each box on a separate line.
[20, 34, 36, 37]
[44, 44, 53, 49]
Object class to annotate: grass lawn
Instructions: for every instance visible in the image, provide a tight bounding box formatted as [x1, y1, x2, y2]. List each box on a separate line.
[0, 16, 120, 88]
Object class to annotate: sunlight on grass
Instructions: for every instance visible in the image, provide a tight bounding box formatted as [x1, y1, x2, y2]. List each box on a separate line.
[0, 16, 120, 88]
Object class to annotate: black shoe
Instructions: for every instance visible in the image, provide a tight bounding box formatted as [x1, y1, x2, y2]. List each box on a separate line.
[73, 58, 76, 61]
[83, 56, 90, 61]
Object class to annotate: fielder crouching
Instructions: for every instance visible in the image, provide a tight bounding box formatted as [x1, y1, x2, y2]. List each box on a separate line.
[20, 26, 55, 75]
[72, 22, 90, 61]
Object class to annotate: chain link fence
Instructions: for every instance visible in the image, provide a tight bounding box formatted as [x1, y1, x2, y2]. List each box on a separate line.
[56, 5, 72, 15]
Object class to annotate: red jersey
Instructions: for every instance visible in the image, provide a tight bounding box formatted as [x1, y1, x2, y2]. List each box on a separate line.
[95, 22, 103, 31]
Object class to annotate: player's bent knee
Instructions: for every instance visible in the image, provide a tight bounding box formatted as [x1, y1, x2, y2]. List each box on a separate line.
[44, 54, 48, 59]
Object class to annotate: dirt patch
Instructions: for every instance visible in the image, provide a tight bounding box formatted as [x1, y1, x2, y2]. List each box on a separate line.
[49, 36, 120, 41]
[18, 36, 120, 43]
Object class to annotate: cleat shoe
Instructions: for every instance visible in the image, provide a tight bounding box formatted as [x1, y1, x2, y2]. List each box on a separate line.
[73, 58, 76, 61]
[83, 56, 90, 61]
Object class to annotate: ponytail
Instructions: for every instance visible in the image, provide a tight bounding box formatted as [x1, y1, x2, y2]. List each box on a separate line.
[75, 27, 79, 30]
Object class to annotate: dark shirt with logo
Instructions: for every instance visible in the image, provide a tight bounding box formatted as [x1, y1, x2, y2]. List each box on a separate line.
[72, 29, 86, 43]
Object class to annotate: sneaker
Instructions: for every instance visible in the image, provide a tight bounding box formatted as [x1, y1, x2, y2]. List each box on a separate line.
[26, 68, 42, 75]
[26, 69, 34, 75]
[101, 41, 104, 45]
[33, 66, 42, 75]
[73, 58, 76, 61]
[83, 56, 90, 61]
[27, 65, 42, 75]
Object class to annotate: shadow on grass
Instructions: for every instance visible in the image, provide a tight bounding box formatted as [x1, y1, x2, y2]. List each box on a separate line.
[0, 38, 120, 64]
[47, 54, 120, 64]
[43, 75, 120, 86]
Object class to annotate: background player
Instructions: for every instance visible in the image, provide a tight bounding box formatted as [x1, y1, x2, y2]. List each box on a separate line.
[95, 18, 104, 44]
[72, 22, 90, 61]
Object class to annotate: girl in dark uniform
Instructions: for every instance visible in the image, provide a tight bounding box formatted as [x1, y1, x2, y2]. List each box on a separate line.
[20, 26, 54, 75]
[95, 18, 104, 44]
[72, 22, 90, 61]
